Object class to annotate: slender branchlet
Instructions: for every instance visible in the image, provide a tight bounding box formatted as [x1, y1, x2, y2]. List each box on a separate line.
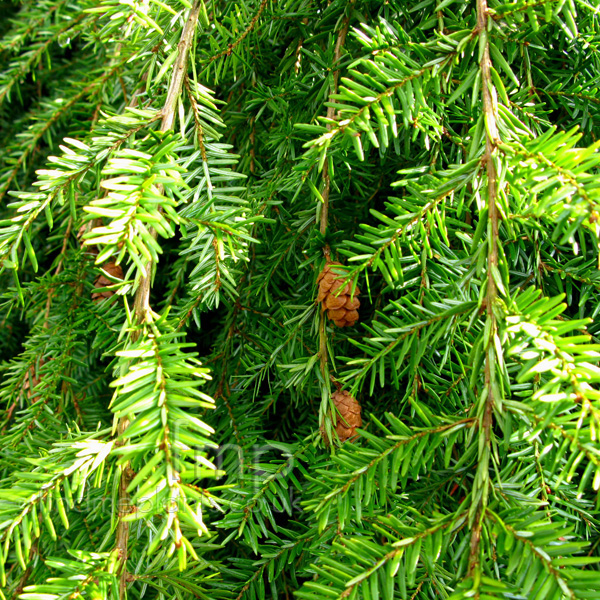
[116, 4, 202, 595]
[133, 1, 202, 324]
[468, 0, 501, 578]
[317, 5, 354, 410]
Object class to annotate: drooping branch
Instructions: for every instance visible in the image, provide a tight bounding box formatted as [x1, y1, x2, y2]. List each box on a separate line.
[133, 1, 202, 323]
[317, 4, 354, 386]
[0, 57, 132, 203]
[468, 0, 501, 578]
[114, 417, 133, 600]
[319, 4, 354, 238]
[115, 4, 202, 597]
[159, 5, 202, 134]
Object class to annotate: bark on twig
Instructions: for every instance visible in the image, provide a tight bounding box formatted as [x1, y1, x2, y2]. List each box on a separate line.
[468, 0, 500, 577]
[319, 5, 354, 237]
[133, 1, 202, 324]
[318, 5, 354, 381]
[116, 5, 202, 597]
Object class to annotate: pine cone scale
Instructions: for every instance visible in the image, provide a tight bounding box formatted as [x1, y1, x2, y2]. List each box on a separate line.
[316, 261, 360, 327]
[321, 390, 362, 444]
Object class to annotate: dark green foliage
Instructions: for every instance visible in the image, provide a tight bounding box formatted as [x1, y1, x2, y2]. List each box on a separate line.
[1, 1, 600, 599]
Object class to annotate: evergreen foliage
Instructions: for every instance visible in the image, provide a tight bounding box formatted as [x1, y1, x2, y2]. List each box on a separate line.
[1, 0, 600, 598]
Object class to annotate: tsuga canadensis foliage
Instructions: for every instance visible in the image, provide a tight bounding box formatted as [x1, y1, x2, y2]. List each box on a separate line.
[2, 1, 600, 599]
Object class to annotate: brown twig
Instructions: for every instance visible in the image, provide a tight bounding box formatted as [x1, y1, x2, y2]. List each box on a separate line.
[249, 116, 256, 173]
[294, 17, 309, 74]
[185, 75, 207, 161]
[319, 4, 354, 237]
[43, 217, 73, 328]
[115, 418, 133, 599]
[468, 0, 500, 578]
[11, 540, 38, 599]
[116, 5, 202, 596]
[133, 1, 202, 324]
[317, 3, 354, 388]
[205, 0, 269, 65]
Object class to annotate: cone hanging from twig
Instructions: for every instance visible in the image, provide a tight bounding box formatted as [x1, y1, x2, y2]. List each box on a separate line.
[321, 389, 362, 444]
[316, 261, 360, 327]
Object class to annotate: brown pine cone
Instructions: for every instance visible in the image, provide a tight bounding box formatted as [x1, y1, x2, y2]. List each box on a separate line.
[92, 262, 123, 302]
[321, 389, 362, 444]
[316, 262, 360, 327]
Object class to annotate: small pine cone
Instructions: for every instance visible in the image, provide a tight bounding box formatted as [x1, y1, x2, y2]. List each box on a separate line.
[92, 262, 123, 302]
[316, 262, 360, 327]
[321, 389, 362, 444]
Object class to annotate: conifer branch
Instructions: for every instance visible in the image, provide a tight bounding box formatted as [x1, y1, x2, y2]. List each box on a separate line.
[115, 5, 202, 593]
[318, 4, 354, 406]
[204, 0, 269, 65]
[0, 12, 89, 109]
[293, 17, 309, 74]
[319, 3, 353, 237]
[469, 0, 501, 578]
[3, 3, 600, 598]
[0, 0, 71, 53]
[114, 417, 133, 600]
[0, 58, 131, 203]
[133, 1, 201, 323]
